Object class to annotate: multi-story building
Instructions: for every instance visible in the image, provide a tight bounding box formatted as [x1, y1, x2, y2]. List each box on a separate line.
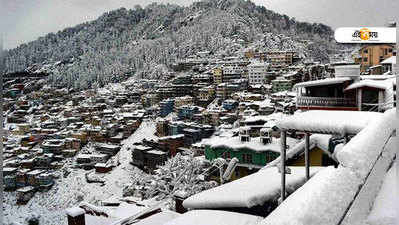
[157, 84, 193, 100]
[358, 44, 395, 72]
[197, 86, 215, 105]
[266, 50, 295, 67]
[213, 68, 223, 84]
[295, 65, 396, 111]
[380, 56, 396, 74]
[214, 61, 251, 83]
[222, 65, 244, 82]
[271, 77, 293, 93]
[159, 99, 175, 117]
[248, 62, 269, 85]
[216, 83, 240, 100]
[172, 75, 192, 85]
[174, 96, 194, 111]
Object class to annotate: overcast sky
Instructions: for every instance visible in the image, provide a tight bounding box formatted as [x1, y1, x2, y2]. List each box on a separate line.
[1, 0, 398, 49]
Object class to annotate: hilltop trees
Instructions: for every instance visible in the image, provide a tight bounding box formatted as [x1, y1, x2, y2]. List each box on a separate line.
[4, 0, 336, 90]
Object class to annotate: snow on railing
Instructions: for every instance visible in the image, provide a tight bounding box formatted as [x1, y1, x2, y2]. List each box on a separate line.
[336, 109, 396, 179]
[260, 109, 397, 225]
[338, 132, 396, 225]
[297, 96, 356, 107]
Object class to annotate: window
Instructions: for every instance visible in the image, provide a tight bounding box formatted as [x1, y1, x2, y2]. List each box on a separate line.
[223, 151, 231, 159]
[389, 48, 393, 53]
[363, 49, 368, 54]
[385, 49, 388, 55]
[242, 153, 252, 163]
[235, 169, 240, 178]
[363, 57, 368, 62]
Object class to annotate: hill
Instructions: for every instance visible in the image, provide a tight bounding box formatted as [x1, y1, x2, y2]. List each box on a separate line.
[4, 0, 337, 90]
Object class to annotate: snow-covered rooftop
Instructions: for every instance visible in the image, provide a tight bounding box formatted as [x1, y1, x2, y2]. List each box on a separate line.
[202, 136, 299, 153]
[163, 210, 263, 225]
[276, 110, 382, 135]
[260, 166, 362, 225]
[344, 79, 391, 91]
[293, 77, 351, 89]
[65, 207, 85, 217]
[380, 56, 396, 64]
[133, 211, 180, 225]
[183, 166, 324, 209]
[261, 109, 396, 225]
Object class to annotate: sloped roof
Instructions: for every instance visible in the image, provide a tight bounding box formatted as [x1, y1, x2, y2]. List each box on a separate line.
[183, 166, 324, 209]
[293, 78, 351, 89]
[380, 56, 396, 65]
[344, 80, 389, 91]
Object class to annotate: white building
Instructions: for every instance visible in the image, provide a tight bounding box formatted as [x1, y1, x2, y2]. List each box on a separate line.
[222, 64, 246, 82]
[248, 62, 269, 85]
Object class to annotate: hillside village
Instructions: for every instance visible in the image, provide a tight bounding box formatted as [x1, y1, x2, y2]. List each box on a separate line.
[3, 39, 397, 224]
[2, 1, 398, 225]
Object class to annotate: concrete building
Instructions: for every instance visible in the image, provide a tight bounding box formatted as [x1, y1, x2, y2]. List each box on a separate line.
[358, 44, 395, 72]
[248, 62, 269, 85]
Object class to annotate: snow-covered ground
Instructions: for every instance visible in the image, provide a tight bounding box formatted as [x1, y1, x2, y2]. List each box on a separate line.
[4, 120, 157, 225]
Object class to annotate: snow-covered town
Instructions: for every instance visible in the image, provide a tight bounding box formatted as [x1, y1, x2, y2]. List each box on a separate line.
[1, 0, 398, 225]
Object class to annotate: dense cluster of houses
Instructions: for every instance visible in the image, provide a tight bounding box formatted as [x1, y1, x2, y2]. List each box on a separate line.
[3, 43, 398, 225]
[3, 86, 145, 204]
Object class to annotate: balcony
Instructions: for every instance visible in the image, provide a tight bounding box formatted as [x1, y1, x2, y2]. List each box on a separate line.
[297, 96, 357, 109]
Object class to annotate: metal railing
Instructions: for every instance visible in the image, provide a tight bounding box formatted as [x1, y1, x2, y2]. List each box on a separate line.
[297, 96, 357, 107]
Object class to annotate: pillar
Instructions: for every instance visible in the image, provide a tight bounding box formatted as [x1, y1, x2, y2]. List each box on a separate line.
[378, 90, 384, 112]
[357, 89, 362, 111]
[280, 130, 287, 202]
[305, 133, 310, 181]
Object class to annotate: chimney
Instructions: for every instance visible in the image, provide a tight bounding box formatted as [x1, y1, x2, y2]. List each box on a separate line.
[66, 207, 85, 225]
[174, 192, 189, 214]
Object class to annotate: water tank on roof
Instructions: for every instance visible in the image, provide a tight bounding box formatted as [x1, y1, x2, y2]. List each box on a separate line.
[334, 65, 360, 81]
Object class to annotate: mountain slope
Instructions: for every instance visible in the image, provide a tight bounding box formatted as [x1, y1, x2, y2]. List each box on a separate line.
[4, 0, 337, 90]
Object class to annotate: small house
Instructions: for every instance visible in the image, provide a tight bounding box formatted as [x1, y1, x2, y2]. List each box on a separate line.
[95, 143, 120, 155]
[95, 163, 113, 173]
[76, 154, 92, 164]
[37, 173, 54, 191]
[16, 169, 31, 188]
[158, 134, 185, 157]
[90, 154, 109, 164]
[4, 175, 17, 191]
[131, 145, 153, 168]
[26, 170, 43, 186]
[16, 186, 36, 204]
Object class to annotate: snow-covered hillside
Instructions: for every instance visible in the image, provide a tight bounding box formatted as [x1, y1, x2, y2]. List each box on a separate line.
[4, 121, 157, 225]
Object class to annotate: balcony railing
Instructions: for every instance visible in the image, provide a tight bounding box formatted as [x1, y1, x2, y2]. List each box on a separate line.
[297, 96, 357, 108]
